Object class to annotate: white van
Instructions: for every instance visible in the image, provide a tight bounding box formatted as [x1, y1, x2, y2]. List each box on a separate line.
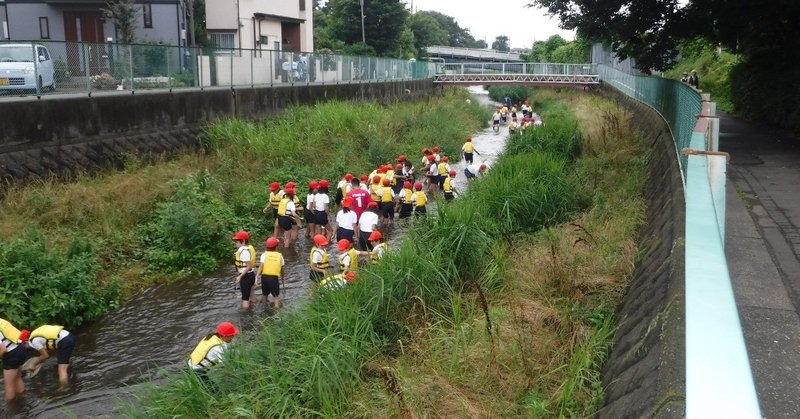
[0, 43, 56, 92]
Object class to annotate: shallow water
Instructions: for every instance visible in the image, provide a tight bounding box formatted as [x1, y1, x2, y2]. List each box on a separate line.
[1, 86, 509, 418]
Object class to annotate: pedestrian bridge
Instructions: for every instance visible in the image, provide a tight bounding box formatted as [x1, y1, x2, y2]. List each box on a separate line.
[434, 62, 600, 87]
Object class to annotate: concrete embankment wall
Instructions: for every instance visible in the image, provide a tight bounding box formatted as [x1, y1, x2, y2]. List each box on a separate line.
[0, 79, 434, 183]
[596, 86, 687, 418]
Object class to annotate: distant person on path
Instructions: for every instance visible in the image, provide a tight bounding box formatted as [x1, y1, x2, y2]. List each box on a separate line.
[0, 318, 26, 403]
[688, 70, 700, 89]
[20, 325, 75, 386]
[232, 230, 256, 310]
[255, 237, 284, 308]
[464, 163, 488, 180]
[493, 108, 502, 128]
[681, 71, 689, 83]
[188, 321, 239, 385]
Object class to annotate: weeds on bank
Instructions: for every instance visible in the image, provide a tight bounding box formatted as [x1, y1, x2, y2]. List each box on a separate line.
[0, 88, 489, 329]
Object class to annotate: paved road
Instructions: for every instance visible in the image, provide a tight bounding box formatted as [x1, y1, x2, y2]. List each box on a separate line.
[720, 113, 800, 418]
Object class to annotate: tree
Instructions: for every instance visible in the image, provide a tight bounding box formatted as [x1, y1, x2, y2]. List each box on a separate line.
[103, 0, 138, 43]
[417, 11, 482, 48]
[409, 12, 448, 53]
[327, 0, 410, 57]
[492, 36, 510, 52]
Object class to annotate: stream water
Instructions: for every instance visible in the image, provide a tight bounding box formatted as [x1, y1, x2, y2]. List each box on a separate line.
[3, 86, 509, 418]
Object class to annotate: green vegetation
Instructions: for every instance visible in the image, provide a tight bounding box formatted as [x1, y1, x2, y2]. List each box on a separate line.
[0, 90, 489, 330]
[128, 89, 646, 417]
[522, 35, 590, 63]
[664, 38, 742, 112]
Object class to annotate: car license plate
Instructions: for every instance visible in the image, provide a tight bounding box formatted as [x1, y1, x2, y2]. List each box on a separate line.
[0, 78, 9, 86]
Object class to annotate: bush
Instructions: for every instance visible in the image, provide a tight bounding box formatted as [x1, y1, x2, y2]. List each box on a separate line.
[488, 86, 535, 105]
[140, 173, 235, 275]
[90, 72, 120, 89]
[0, 228, 120, 329]
[53, 58, 70, 83]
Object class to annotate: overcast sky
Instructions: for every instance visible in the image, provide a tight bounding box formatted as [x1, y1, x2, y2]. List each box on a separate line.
[403, 0, 576, 49]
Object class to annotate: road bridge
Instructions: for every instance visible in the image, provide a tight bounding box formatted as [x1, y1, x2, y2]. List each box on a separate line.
[423, 45, 523, 63]
[433, 62, 600, 87]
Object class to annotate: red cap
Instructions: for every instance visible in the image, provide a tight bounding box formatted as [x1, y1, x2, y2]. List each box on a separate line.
[337, 238, 351, 251]
[427, 155, 435, 161]
[466, 136, 472, 141]
[319, 179, 330, 188]
[309, 180, 319, 189]
[414, 182, 423, 190]
[479, 164, 487, 170]
[442, 156, 449, 162]
[342, 198, 353, 208]
[269, 181, 280, 191]
[432, 146, 440, 153]
[360, 174, 369, 182]
[217, 321, 239, 337]
[368, 231, 383, 241]
[285, 187, 295, 195]
[403, 181, 412, 188]
[378, 166, 387, 173]
[373, 175, 381, 183]
[382, 178, 390, 186]
[368, 201, 379, 208]
[313, 234, 329, 246]
[448, 170, 456, 176]
[18, 329, 30, 344]
[397, 154, 406, 162]
[345, 271, 356, 282]
[421, 147, 429, 154]
[265, 237, 279, 248]
[395, 163, 403, 170]
[232, 230, 249, 241]
[286, 181, 296, 188]
[344, 173, 354, 181]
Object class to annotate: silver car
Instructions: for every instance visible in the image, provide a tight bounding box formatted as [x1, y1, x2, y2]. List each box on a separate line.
[0, 43, 56, 92]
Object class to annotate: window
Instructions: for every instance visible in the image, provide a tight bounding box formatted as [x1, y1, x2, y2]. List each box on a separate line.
[37, 46, 50, 61]
[143, 3, 152, 28]
[39, 17, 49, 39]
[299, 0, 306, 11]
[211, 33, 235, 49]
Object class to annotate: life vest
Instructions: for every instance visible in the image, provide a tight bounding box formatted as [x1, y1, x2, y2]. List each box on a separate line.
[0, 318, 21, 348]
[371, 242, 388, 262]
[370, 183, 381, 201]
[463, 142, 473, 153]
[386, 170, 396, 185]
[339, 183, 348, 200]
[293, 195, 304, 215]
[443, 177, 453, 192]
[309, 246, 330, 270]
[269, 191, 284, 209]
[277, 197, 292, 216]
[30, 325, 65, 350]
[414, 191, 427, 207]
[401, 187, 413, 204]
[338, 247, 359, 271]
[438, 163, 447, 176]
[189, 334, 225, 368]
[261, 251, 282, 276]
[235, 245, 256, 272]
[380, 186, 394, 203]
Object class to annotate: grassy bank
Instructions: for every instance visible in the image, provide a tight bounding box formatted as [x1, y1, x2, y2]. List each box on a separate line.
[128, 89, 646, 417]
[663, 38, 741, 113]
[0, 90, 489, 329]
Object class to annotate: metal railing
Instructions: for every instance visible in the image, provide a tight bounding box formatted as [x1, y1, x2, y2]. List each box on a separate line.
[440, 62, 596, 76]
[0, 40, 437, 98]
[599, 64, 761, 418]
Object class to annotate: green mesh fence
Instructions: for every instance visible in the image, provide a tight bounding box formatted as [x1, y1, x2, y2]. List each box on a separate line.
[598, 65, 701, 179]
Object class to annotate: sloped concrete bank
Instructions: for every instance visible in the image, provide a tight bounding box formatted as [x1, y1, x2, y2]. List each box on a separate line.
[596, 86, 687, 418]
[0, 79, 434, 184]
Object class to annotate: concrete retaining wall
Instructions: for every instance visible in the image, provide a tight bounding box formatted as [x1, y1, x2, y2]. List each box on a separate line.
[0, 79, 435, 182]
[596, 86, 687, 418]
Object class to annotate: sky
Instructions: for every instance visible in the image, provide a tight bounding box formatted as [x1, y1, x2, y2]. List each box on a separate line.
[403, 0, 576, 49]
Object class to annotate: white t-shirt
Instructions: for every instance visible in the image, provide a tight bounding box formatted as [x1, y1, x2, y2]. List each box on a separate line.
[428, 163, 438, 176]
[305, 192, 316, 208]
[259, 252, 285, 266]
[493, 112, 501, 121]
[433, 153, 441, 163]
[373, 244, 387, 259]
[312, 248, 327, 264]
[0, 329, 19, 351]
[336, 210, 358, 230]
[314, 193, 330, 211]
[237, 245, 253, 273]
[282, 200, 296, 216]
[358, 211, 380, 233]
[465, 164, 482, 176]
[28, 330, 70, 351]
[339, 252, 354, 268]
[360, 182, 369, 191]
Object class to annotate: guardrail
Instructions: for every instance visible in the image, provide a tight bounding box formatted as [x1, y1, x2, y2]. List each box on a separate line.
[598, 64, 761, 418]
[440, 62, 596, 76]
[0, 40, 436, 98]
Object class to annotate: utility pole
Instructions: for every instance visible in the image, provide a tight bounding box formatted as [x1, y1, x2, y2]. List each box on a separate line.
[360, 0, 365, 44]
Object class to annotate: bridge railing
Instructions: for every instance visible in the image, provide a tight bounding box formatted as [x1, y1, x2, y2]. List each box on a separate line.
[440, 62, 596, 76]
[0, 40, 437, 98]
[599, 64, 761, 418]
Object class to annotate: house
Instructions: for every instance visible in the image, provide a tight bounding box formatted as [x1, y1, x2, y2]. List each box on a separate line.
[205, 0, 313, 53]
[1, 0, 186, 45]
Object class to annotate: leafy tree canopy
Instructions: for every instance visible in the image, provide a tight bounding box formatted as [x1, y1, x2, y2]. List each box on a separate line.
[492, 35, 510, 52]
[326, 0, 409, 57]
[410, 12, 449, 53]
[523, 35, 588, 63]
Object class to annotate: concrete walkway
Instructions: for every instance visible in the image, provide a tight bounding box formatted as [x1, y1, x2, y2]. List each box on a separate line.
[720, 113, 800, 418]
